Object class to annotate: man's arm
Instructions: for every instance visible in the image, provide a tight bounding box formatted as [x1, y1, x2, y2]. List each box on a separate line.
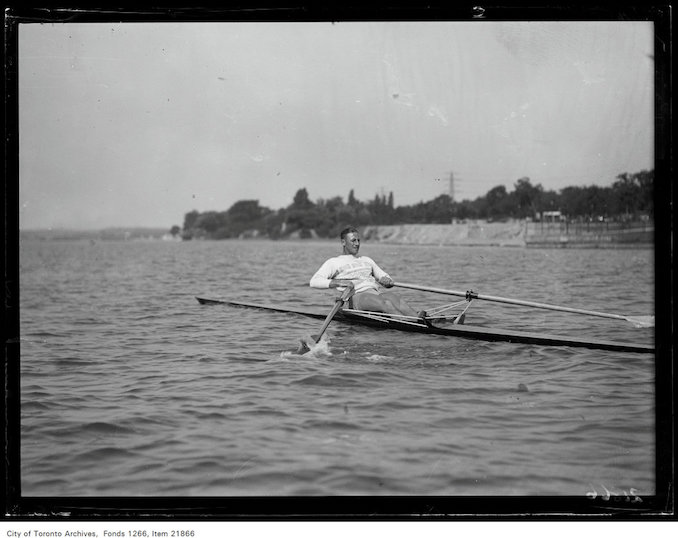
[377, 275, 394, 288]
[367, 257, 394, 288]
[310, 259, 355, 290]
[329, 279, 356, 290]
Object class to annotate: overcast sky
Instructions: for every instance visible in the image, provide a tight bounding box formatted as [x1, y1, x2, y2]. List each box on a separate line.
[18, 20, 654, 230]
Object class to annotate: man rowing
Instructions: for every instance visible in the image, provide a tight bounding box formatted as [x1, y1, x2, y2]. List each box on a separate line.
[310, 226, 427, 321]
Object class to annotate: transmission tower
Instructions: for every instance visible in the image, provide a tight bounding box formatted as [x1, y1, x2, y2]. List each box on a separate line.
[448, 172, 461, 202]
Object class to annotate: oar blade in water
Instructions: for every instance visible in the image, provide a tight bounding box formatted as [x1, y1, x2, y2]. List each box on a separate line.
[298, 286, 355, 355]
[296, 338, 312, 354]
[295, 334, 321, 354]
[294, 335, 330, 356]
[627, 315, 654, 328]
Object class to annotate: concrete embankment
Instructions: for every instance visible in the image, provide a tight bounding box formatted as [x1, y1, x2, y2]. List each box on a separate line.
[362, 221, 653, 248]
[362, 222, 527, 247]
[524, 221, 653, 248]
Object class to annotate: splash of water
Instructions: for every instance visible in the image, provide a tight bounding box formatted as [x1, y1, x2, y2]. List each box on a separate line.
[629, 315, 655, 329]
[279, 334, 333, 359]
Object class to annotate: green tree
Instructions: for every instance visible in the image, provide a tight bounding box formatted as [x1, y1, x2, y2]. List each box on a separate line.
[195, 211, 226, 235]
[538, 189, 560, 218]
[583, 185, 610, 218]
[180, 168, 653, 240]
[559, 186, 587, 217]
[286, 188, 320, 237]
[454, 199, 479, 220]
[483, 185, 511, 220]
[635, 169, 654, 216]
[221, 200, 271, 237]
[263, 210, 287, 239]
[292, 188, 313, 209]
[227, 200, 267, 222]
[183, 210, 200, 231]
[612, 173, 640, 216]
[513, 177, 542, 218]
[611, 170, 653, 217]
[424, 194, 453, 223]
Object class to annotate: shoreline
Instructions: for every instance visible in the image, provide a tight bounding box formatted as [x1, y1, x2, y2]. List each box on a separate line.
[21, 220, 654, 249]
[363, 221, 653, 249]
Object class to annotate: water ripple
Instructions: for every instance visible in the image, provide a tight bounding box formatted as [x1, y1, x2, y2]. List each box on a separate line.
[18, 239, 656, 497]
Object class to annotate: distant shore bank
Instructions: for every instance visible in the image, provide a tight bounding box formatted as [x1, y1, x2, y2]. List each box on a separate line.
[363, 220, 653, 249]
[19, 227, 174, 242]
[363, 222, 525, 247]
[21, 219, 654, 248]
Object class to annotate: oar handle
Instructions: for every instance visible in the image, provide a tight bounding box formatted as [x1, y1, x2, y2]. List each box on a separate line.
[395, 282, 630, 322]
[338, 284, 355, 303]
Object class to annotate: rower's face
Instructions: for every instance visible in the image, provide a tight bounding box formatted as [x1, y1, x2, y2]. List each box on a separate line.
[342, 232, 360, 255]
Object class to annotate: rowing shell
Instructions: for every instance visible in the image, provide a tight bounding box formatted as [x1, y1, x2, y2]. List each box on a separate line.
[195, 297, 654, 354]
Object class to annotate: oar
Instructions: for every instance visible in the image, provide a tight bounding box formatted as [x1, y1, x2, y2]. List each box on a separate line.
[297, 285, 355, 354]
[395, 282, 654, 328]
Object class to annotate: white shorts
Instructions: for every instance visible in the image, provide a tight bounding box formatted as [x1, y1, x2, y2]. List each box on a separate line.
[347, 288, 379, 308]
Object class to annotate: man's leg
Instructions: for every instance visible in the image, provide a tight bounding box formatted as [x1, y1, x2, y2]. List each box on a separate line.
[380, 291, 419, 316]
[352, 291, 418, 317]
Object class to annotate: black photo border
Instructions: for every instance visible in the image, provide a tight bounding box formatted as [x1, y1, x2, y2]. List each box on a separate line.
[2, 1, 674, 521]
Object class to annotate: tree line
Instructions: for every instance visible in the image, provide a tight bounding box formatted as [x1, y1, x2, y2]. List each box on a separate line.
[178, 169, 653, 240]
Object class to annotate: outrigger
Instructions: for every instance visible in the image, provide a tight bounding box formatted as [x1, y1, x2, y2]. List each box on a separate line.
[196, 282, 654, 354]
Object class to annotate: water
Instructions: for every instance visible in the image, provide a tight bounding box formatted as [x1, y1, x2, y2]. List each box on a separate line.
[19, 239, 655, 496]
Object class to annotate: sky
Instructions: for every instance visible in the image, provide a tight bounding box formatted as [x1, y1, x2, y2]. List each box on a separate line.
[17, 20, 655, 230]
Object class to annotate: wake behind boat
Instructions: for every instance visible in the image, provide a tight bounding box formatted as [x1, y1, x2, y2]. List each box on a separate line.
[195, 294, 654, 354]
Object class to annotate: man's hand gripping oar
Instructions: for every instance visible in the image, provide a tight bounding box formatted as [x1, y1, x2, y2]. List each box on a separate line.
[297, 283, 355, 354]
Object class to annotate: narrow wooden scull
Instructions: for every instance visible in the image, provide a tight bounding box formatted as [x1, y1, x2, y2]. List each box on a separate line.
[195, 297, 654, 354]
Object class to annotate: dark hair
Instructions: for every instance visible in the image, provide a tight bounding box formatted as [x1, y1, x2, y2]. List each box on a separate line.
[340, 226, 359, 240]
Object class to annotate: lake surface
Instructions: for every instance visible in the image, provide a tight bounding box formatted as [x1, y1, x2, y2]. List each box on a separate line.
[19, 239, 655, 497]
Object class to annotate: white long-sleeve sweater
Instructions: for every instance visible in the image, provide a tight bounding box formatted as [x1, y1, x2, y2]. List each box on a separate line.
[309, 254, 390, 294]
